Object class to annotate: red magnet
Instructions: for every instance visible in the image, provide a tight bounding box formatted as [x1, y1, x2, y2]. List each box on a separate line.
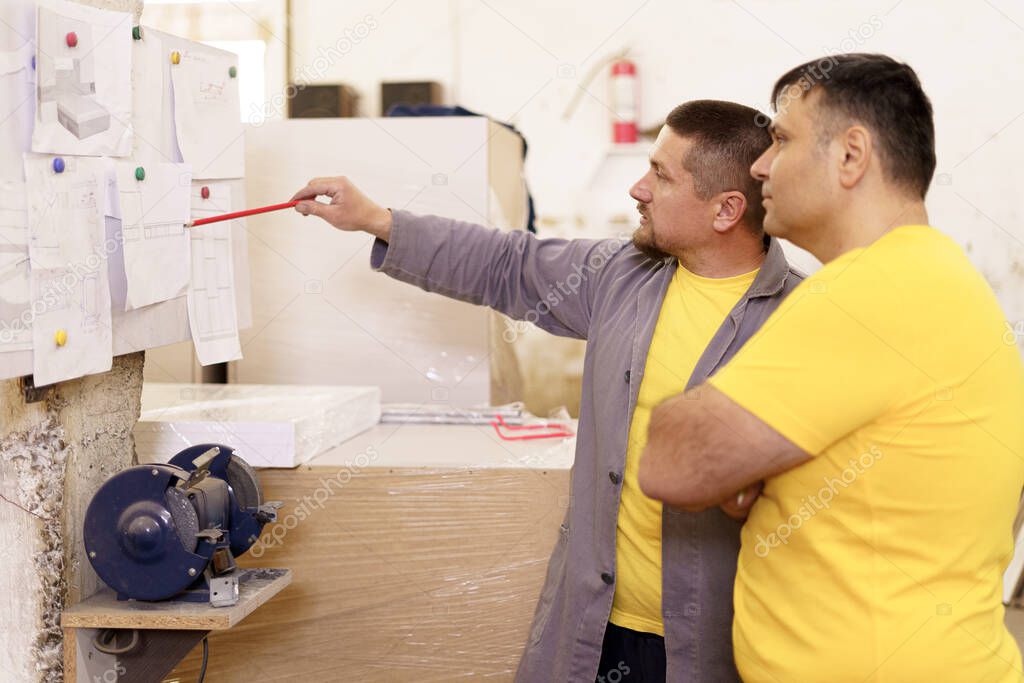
[66, 32, 78, 48]
[200, 186, 210, 200]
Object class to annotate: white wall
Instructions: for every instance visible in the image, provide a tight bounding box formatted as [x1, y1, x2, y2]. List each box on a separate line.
[286, 0, 1024, 321]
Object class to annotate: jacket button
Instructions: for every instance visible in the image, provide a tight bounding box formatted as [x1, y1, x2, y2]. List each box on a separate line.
[608, 471, 622, 485]
[601, 571, 615, 585]
[624, 370, 631, 383]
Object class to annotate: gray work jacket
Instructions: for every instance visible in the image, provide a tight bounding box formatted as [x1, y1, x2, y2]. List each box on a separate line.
[371, 210, 804, 682]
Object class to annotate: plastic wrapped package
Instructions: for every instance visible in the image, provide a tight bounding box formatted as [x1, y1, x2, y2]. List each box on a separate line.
[235, 118, 528, 408]
[166, 423, 575, 681]
[134, 382, 381, 468]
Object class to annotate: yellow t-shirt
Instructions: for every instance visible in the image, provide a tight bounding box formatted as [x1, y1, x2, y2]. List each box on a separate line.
[709, 225, 1024, 681]
[610, 263, 758, 636]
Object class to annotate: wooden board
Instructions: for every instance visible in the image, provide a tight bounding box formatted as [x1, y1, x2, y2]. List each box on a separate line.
[62, 568, 292, 631]
[165, 466, 570, 681]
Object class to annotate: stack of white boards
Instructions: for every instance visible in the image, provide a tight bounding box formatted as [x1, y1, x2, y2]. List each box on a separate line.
[134, 382, 381, 468]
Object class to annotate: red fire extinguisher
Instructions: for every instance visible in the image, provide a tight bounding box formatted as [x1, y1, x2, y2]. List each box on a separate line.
[611, 58, 638, 144]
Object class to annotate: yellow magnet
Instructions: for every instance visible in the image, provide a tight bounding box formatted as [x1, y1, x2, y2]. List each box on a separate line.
[54, 329, 67, 347]
[170, 50, 181, 65]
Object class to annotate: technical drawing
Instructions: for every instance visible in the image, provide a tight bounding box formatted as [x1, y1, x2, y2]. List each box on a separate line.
[190, 225, 234, 341]
[114, 162, 192, 309]
[37, 7, 111, 140]
[24, 155, 113, 386]
[187, 182, 240, 364]
[119, 185, 186, 244]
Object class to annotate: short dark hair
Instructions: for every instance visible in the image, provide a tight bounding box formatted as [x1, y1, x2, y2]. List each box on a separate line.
[771, 53, 936, 199]
[665, 100, 772, 233]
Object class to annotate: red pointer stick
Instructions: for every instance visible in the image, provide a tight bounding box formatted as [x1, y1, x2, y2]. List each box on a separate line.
[188, 200, 300, 228]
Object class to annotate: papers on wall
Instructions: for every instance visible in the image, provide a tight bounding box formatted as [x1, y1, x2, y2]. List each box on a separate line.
[131, 27, 183, 167]
[0, 12, 249, 384]
[0, 182, 31, 351]
[0, 0, 36, 49]
[31, 0, 132, 158]
[101, 166, 127, 312]
[0, 0, 36, 182]
[169, 41, 243, 180]
[187, 182, 241, 365]
[24, 154, 112, 385]
[114, 161, 192, 309]
[103, 167, 192, 357]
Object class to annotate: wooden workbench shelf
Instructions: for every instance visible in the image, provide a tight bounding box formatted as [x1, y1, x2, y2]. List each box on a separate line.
[61, 567, 292, 683]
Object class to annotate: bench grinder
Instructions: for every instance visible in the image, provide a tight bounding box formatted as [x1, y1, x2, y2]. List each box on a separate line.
[84, 443, 280, 606]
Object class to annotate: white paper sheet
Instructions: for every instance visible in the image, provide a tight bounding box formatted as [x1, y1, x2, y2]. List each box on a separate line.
[169, 40, 243, 180]
[0, 181, 32, 351]
[131, 27, 182, 167]
[102, 166, 127, 314]
[0, 42, 35, 183]
[105, 196, 192, 357]
[187, 181, 240, 365]
[25, 154, 112, 385]
[0, 0, 35, 49]
[115, 161, 192, 309]
[31, 0, 132, 157]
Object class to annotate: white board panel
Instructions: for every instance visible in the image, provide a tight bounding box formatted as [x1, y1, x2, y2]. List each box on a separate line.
[235, 117, 522, 406]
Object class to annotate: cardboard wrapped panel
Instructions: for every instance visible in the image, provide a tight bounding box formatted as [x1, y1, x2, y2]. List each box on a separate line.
[166, 465, 571, 681]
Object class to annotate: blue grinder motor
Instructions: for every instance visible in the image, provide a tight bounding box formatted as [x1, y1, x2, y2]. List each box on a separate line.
[84, 444, 280, 605]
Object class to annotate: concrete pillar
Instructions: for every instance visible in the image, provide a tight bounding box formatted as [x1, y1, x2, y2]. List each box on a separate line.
[1, 353, 145, 681]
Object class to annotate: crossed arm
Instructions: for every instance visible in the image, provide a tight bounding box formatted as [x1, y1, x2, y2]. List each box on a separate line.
[638, 383, 811, 509]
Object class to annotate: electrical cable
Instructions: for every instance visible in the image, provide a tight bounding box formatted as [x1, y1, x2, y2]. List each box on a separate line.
[197, 636, 209, 683]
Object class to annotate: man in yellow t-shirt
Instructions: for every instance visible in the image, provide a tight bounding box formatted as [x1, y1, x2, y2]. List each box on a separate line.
[638, 54, 1024, 682]
[612, 264, 758, 639]
[294, 100, 806, 682]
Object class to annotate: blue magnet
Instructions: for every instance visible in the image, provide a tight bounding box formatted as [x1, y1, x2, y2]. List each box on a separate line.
[31, 55, 35, 71]
[52, 157, 65, 174]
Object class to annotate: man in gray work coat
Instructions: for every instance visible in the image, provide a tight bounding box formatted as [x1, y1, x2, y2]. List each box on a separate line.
[291, 100, 803, 683]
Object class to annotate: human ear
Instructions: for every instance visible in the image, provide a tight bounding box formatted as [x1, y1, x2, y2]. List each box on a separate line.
[712, 191, 747, 233]
[837, 125, 871, 189]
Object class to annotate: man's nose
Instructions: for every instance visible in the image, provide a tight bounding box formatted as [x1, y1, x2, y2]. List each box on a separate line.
[751, 148, 773, 182]
[629, 180, 652, 204]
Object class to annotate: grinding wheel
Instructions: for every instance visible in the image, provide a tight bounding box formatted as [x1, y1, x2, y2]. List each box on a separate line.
[226, 454, 261, 510]
[165, 485, 199, 553]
